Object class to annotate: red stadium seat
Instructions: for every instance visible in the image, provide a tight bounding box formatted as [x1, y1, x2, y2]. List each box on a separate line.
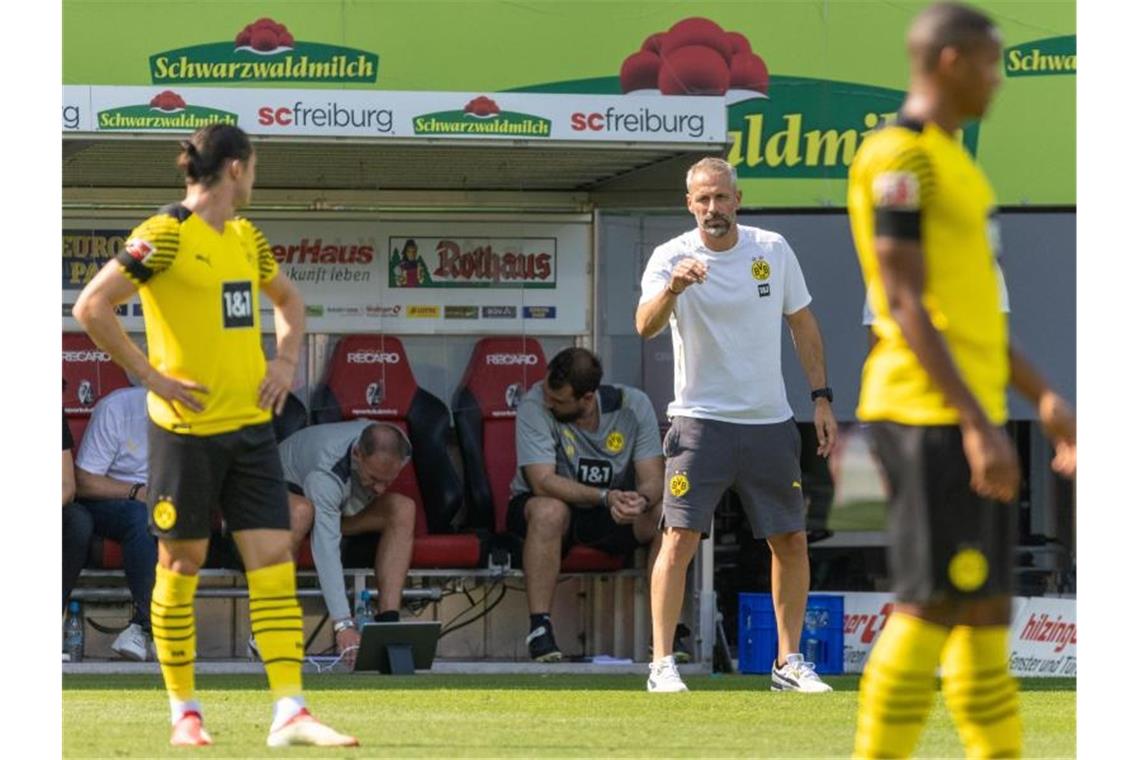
[62, 333, 131, 446]
[308, 335, 478, 569]
[63, 333, 133, 570]
[452, 338, 625, 572]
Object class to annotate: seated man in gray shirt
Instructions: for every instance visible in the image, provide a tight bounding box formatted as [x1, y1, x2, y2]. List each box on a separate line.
[278, 420, 415, 666]
[509, 347, 665, 662]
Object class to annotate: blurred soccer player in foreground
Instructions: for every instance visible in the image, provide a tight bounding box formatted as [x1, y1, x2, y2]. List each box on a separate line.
[846, 3, 1075, 757]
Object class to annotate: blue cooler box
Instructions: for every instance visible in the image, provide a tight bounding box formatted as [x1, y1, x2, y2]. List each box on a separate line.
[738, 593, 844, 675]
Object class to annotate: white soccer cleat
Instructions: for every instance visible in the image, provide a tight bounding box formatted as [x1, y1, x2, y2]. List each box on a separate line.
[170, 711, 213, 747]
[771, 653, 833, 693]
[647, 655, 689, 692]
[111, 623, 150, 662]
[266, 709, 359, 748]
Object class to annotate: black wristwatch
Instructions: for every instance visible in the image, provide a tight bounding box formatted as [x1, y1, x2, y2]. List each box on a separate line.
[810, 387, 834, 403]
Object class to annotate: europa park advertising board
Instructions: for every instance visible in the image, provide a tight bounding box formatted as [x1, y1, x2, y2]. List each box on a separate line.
[63, 1, 1074, 207]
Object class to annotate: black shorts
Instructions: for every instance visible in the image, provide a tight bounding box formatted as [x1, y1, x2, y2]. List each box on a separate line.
[147, 421, 291, 540]
[870, 422, 1016, 604]
[507, 492, 641, 557]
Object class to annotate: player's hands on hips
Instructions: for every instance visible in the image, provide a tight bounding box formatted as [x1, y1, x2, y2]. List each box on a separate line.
[669, 258, 708, 294]
[142, 367, 207, 415]
[336, 626, 361, 669]
[259, 357, 297, 414]
[813, 400, 838, 458]
[961, 422, 1020, 502]
[1038, 390, 1076, 478]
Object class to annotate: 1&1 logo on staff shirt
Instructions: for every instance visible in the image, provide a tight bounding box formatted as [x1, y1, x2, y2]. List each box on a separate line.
[576, 458, 614, 487]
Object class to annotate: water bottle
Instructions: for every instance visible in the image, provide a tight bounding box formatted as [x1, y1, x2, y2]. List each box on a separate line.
[354, 589, 372, 630]
[64, 601, 85, 663]
[803, 609, 820, 665]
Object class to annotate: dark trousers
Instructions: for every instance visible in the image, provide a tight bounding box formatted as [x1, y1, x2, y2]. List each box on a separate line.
[62, 503, 94, 612]
[80, 499, 158, 631]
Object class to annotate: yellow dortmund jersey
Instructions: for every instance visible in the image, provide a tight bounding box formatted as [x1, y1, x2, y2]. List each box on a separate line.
[848, 118, 1008, 426]
[116, 204, 280, 436]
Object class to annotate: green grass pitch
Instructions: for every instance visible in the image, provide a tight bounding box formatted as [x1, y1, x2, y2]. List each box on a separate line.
[63, 674, 1075, 758]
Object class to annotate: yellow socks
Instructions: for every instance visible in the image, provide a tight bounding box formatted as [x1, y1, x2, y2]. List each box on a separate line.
[151, 565, 199, 706]
[853, 612, 950, 759]
[247, 561, 305, 700]
[941, 626, 1022, 759]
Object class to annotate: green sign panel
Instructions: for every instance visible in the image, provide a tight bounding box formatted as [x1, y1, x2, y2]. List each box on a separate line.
[64, 1, 1075, 206]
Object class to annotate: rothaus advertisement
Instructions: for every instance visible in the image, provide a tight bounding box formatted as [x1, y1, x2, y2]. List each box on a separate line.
[62, 219, 590, 336]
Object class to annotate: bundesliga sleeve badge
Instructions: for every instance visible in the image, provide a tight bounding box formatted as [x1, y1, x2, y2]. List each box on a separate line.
[872, 171, 921, 209]
[125, 237, 156, 264]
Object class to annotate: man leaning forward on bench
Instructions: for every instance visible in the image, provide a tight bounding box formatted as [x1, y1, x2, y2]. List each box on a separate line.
[277, 420, 416, 668]
[510, 348, 689, 662]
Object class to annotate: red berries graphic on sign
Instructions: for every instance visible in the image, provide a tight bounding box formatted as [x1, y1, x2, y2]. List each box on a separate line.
[234, 18, 295, 52]
[464, 96, 501, 117]
[620, 51, 661, 92]
[149, 90, 187, 112]
[660, 18, 733, 64]
[640, 32, 666, 54]
[619, 16, 769, 97]
[659, 45, 730, 96]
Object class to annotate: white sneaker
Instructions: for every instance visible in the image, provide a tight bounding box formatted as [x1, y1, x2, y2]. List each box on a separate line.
[771, 653, 833, 692]
[266, 709, 358, 747]
[111, 623, 150, 662]
[647, 655, 689, 692]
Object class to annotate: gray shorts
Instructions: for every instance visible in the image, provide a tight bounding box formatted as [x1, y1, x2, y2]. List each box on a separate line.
[662, 416, 806, 538]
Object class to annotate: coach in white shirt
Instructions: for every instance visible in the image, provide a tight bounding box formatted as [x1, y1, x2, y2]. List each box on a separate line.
[636, 157, 837, 694]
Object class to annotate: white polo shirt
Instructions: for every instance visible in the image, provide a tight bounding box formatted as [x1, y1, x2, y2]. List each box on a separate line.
[75, 386, 149, 482]
[639, 225, 812, 424]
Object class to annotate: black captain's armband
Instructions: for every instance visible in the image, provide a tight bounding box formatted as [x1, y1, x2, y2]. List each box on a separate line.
[874, 209, 921, 241]
[116, 240, 156, 283]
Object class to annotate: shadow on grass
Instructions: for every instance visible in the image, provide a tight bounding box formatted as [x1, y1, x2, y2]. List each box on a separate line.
[62, 673, 1076, 693]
